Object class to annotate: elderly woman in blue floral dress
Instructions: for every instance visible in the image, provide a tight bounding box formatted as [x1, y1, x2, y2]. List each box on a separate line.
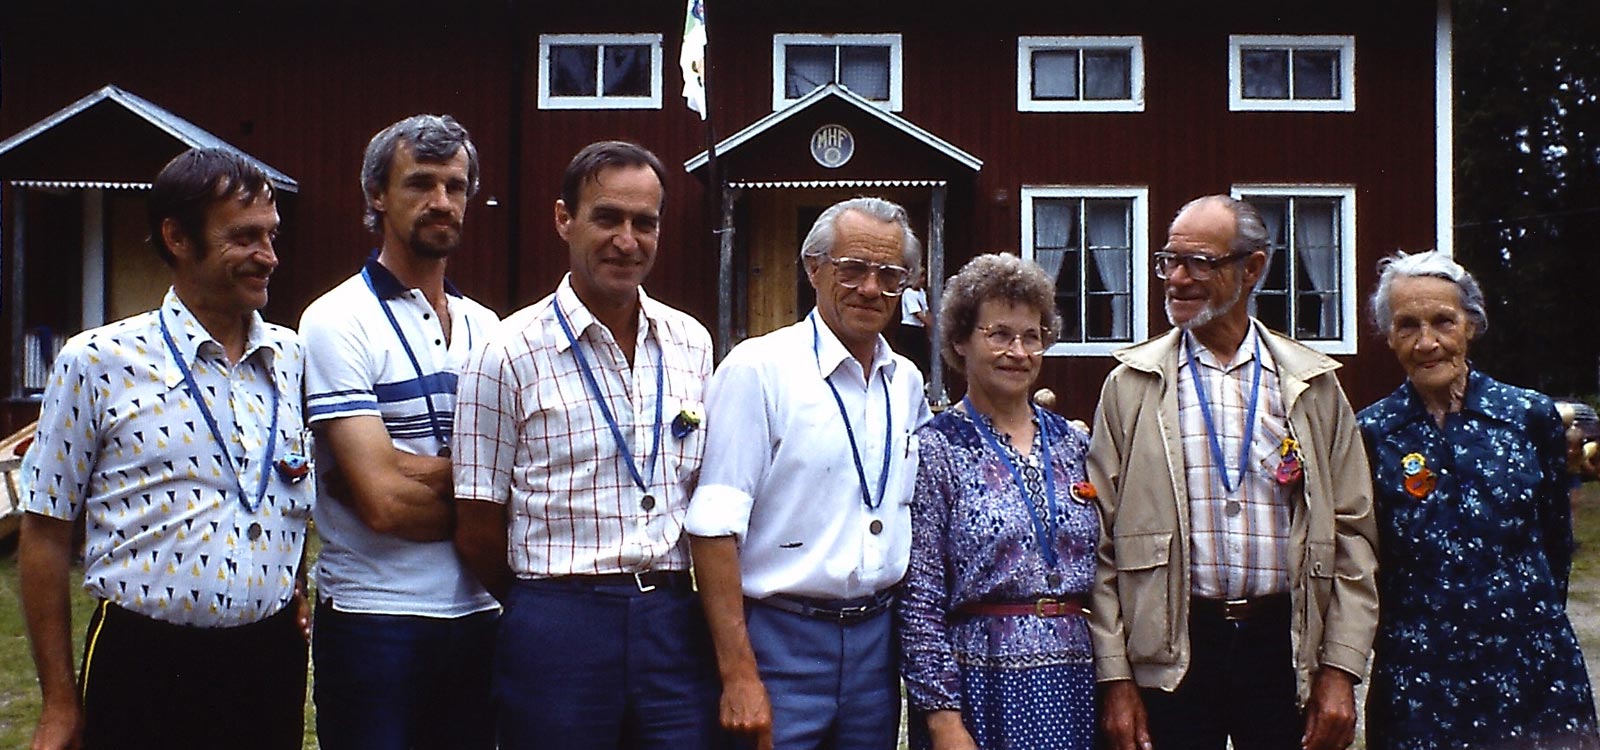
[1358, 250, 1599, 750]
[898, 253, 1098, 750]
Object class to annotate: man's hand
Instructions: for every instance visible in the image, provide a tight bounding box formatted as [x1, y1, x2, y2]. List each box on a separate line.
[1101, 679, 1152, 750]
[31, 697, 83, 750]
[720, 674, 773, 750]
[925, 710, 979, 750]
[1301, 667, 1357, 750]
[293, 587, 312, 642]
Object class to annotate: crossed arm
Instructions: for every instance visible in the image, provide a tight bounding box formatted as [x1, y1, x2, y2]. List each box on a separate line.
[317, 415, 455, 542]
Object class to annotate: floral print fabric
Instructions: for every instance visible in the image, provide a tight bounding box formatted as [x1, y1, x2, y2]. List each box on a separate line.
[1358, 371, 1599, 750]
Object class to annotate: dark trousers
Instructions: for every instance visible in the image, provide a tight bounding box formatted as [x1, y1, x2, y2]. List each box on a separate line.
[312, 600, 498, 750]
[1141, 597, 1302, 750]
[80, 600, 307, 750]
[492, 577, 722, 750]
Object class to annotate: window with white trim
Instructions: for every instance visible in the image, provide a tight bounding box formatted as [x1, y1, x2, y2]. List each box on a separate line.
[538, 34, 663, 110]
[772, 34, 902, 111]
[1022, 187, 1150, 356]
[1235, 186, 1358, 354]
[1229, 35, 1355, 111]
[1017, 36, 1144, 112]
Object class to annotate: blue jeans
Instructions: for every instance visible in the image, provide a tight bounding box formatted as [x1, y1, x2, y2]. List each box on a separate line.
[312, 600, 498, 750]
[493, 577, 722, 750]
[745, 601, 901, 750]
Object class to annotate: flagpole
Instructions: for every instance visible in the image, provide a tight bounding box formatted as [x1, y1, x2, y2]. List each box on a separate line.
[694, 0, 731, 359]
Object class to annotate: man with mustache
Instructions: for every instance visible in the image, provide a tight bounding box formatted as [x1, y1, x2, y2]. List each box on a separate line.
[19, 147, 314, 750]
[299, 115, 500, 749]
[453, 141, 721, 749]
[1087, 195, 1378, 750]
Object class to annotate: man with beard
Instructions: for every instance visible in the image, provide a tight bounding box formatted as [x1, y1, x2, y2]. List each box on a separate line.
[299, 115, 500, 749]
[1087, 195, 1378, 750]
[20, 148, 313, 750]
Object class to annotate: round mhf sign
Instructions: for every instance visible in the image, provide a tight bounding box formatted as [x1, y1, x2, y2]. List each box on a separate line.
[810, 124, 855, 169]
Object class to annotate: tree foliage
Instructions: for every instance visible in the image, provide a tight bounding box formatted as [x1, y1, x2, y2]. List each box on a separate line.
[1455, 0, 1600, 395]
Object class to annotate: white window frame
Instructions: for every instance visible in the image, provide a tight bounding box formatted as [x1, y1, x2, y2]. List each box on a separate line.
[772, 33, 903, 111]
[538, 33, 663, 110]
[1232, 185, 1359, 355]
[1020, 186, 1151, 357]
[1017, 36, 1145, 113]
[1228, 34, 1355, 112]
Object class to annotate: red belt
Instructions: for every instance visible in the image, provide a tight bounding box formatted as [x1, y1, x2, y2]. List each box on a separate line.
[956, 596, 1088, 618]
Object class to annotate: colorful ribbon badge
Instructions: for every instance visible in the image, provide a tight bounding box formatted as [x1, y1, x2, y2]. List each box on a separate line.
[1070, 481, 1097, 504]
[275, 452, 311, 484]
[671, 407, 703, 440]
[1275, 436, 1305, 485]
[1401, 452, 1436, 498]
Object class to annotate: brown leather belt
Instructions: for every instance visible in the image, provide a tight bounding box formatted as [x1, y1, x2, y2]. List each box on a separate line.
[956, 596, 1088, 618]
[1191, 593, 1290, 622]
[538, 571, 692, 593]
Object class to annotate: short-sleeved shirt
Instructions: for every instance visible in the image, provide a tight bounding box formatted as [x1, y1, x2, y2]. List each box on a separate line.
[454, 276, 713, 577]
[21, 289, 313, 627]
[685, 311, 932, 600]
[301, 257, 500, 616]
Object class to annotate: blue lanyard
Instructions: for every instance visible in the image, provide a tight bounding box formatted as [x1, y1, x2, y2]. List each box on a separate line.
[158, 314, 280, 513]
[1185, 332, 1262, 495]
[361, 268, 453, 452]
[552, 299, 664, 495]
[962, 397, 1061, 569]
[810, 313, 892, 510]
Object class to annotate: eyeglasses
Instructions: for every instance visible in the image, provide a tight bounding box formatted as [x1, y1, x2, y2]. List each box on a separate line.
[977, 324, 1050, 355]
[1152, 251, 1254, 281]
[828, 256, 911, 297]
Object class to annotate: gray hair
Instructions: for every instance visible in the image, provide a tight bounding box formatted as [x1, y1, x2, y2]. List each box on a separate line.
[361, 114, 481, 232]
[1171, 194, 1274, 275]
[1368, 249, 1489, 338]
[939, 253, 1062, 371]
[798, 197, 922, 278]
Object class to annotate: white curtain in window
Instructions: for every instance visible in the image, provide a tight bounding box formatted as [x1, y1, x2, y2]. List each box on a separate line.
[1033, 200, 1072, 283]
[786, 46, 834, 98]
[1295, 201, 1339, 337]
[1087, 201, 1131, 339]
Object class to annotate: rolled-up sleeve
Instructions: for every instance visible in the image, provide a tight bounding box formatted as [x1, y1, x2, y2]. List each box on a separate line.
[684, 352, 770, 539]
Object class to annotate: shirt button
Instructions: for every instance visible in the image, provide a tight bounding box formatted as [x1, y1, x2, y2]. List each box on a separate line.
[434, 339, 442, 346]
[423, 313, 431, 320]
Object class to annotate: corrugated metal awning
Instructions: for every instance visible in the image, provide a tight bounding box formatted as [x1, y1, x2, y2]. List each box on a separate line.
[0, 85, 298, 192]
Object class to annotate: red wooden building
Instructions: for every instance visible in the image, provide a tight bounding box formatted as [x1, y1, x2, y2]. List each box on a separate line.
[0, 0, 1450, 429]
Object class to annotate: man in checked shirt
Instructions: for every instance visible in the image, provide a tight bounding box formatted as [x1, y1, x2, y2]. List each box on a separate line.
[1088, 195, 1379, 750]
[453, 141, 720, 749]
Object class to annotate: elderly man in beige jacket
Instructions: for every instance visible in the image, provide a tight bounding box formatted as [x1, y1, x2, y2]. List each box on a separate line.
[1088, 195, 1378, 750]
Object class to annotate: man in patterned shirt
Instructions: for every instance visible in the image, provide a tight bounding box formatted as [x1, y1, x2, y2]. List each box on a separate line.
[19, 147, 315, 750]
[1088, 195, 1379, 750]
[299, 114, 500, 750]
[453, 141, 720, 749]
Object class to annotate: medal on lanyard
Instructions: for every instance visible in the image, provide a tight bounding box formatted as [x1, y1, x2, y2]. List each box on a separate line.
[963, 398, 1065, 587]
[811, 314, 892, 533]
[362, 267, 455, 457]
[553, 299, 665, 511]
[1186, 333, 1262, 517]
[158, 313, 280, 539]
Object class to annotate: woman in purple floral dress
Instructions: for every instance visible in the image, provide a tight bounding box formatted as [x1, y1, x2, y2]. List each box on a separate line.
[898, 254, 1099, 750]
[1359, 250, 1599, 750]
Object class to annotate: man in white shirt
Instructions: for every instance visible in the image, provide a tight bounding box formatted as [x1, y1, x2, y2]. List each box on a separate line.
[299, 114, 500, 750]
[453, 141, 720, 749]
[687, 197, 933, 750]
[19, 148, 315, 750]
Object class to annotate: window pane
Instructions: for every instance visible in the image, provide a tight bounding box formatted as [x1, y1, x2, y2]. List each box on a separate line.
[786, 45, 835, 98]
[1034, 199, 1077, 250]
[1083, 49, 1132, 100]
[1294, 199, 1340, 338]
[1253, 291, 1290, 334]
[1292, 50, 1340, 99]
[1249, 198, 1289, 293]
[839, 45, 891, 100]
[602, 45, 651, 96]
[551, 45, 598, 96]
[1056, 291, 1084, 343]
[1241, 49, 1289, 99]
[1056, 248, 1083, 303]
[1032, 49, 1079, 100]
[1087, 294, 1129, 340]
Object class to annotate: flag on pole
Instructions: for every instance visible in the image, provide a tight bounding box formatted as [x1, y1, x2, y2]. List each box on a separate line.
[680, 0, 707, 119]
